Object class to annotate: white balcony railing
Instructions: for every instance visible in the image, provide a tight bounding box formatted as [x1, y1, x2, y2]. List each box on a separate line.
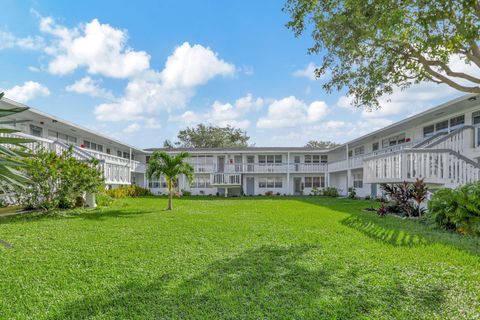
[364, 149, 480, 188]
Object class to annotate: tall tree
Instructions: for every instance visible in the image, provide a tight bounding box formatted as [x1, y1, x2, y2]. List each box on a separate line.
[284, 0, 480, 109]
[146, 151, 194, 210]
[177, 124, 250, 148]
[305, 140, 340, 149]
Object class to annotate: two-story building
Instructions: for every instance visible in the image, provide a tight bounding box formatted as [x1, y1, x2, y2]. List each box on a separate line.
[2, 93, 480, 198]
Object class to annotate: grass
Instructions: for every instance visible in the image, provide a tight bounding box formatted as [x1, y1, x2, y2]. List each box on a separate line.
[1, 196, 479, 319]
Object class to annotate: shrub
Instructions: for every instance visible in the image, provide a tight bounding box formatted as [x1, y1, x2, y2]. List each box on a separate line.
[377, 200, 387, 217]
[310, 186, 321, 196]
[96, 192, 114, 207]
[380, 179, 427, 217]
[348, 187, 356, 199]
[322, 187, 338, 197]
[182, 189, 192, 196]
[428, 182, 480, 236]
[16, 148, 103, 210]
[265, 191, 274, 196]
[106, 185, 152, 199]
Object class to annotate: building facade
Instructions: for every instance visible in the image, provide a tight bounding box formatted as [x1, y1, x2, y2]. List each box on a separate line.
[2, 94, 480, 198]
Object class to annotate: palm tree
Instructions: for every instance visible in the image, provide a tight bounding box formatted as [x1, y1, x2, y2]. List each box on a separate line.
[0, 92, 33, 196]
[146, 151, 194, 210]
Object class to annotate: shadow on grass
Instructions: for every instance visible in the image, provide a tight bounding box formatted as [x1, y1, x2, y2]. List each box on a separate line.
[50, 245, 446, 320]
[294, 197, 480, 256]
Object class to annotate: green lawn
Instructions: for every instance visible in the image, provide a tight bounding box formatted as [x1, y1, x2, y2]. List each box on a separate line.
[1, 197, 479, 319]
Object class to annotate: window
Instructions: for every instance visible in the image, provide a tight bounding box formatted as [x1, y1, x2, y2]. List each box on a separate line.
[91, 142, 97, 150]
[423, 125, 435, 137]
[305, 155, 320, 163]
[321, 155, 328, 164]
[397, 133, 406, 144]
[354, 146, 365, 156]
[450, 115, 465, 129]
[123, 152, 129, 159]
[259, 155, 281, 164]
[473, 111, 480, 125]
[106, 148, 111, 155]
[435, 120, 449, 132]
[372, 142, 379, 151]
[30, 125, 42, 137]
[117, 150, 122, 157]
[348, 150, 353, 157]
[84, 140, 91, 149]
[191, 176, 211, 188]
[97, 144, 103, 152]
[258, 177, 282, 188]
[353, 173, 363, 188]
[304, 177, 312, 188]
[382, 138, 389, 148]
[305, 176, 325, 188]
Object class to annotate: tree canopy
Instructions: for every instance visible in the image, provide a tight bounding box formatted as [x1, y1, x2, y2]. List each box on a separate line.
[304, 140, 340, 149]
[176, 124, 250, 148]
[284, 0, 480, 109]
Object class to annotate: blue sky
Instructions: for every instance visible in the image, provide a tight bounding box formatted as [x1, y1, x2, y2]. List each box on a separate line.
[0, 0, 463, 148]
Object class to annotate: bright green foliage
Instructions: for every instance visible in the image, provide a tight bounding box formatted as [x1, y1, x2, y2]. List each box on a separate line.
[105, 185, 152, 198]
[16, 148, 104, 210]
[146, 151, 194, 210]
[177, 124, 250, 148]
[0, 92, 34, 194]
[284, 0, 480, 108]
[0, 197, 479, 319]
[428, 181, 480, 236]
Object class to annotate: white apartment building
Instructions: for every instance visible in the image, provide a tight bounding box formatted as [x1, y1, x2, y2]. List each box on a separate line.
[2, 94, 480, 198]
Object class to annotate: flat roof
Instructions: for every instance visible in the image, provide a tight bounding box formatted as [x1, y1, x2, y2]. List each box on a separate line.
[144, 147, 332, 153]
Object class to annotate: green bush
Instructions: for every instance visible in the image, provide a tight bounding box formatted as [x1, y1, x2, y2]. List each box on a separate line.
[348, 187, 356, 199]
[322, 187, 338, 197]
[428, 182, 480, 236]
[16, 148, 103, 210]
[106, 185, 152, 199]
[181, 189, 192, 196]
[96, 192, 114, 207]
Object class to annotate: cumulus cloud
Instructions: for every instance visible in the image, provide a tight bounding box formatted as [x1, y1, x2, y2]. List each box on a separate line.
[40, 17, 150, 78]
[160, 42, 235, 88]
[257, 96, 329, 129]
[170, 93, 263, 129]
[66, 76, 113, 99]
[4, 81, 50, 103]
[94, 42, 236, 121]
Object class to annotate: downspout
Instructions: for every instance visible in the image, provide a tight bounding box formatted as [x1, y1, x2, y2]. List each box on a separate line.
[346, 144, 349, 196]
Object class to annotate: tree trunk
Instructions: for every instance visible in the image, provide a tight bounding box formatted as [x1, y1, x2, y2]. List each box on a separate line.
[167, 179, 173, 210]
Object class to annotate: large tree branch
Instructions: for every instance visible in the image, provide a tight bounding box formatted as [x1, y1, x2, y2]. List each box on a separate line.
[406, 45, 480, 87]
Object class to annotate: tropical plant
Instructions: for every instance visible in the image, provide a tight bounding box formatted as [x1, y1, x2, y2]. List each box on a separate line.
[305, 140, 340, 149]
[428, 182, 480, 236]
[348, 187, 357, 199]
[146, 151, 194, 210]
[284, 0, 480, 109]
[0, 92, 34, 198]
[381, 179, 428, 217]
[16, 148, 103, 210]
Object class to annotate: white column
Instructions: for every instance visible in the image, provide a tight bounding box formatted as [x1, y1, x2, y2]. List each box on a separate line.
[287, 152, 290, 195]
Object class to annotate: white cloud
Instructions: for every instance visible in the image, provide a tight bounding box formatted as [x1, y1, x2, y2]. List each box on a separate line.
[40, 17, 150, 78]
[0, 30, 44, 50]
[169, 93, 263, 130]
[94, 42, 236, 122]
[160, 42, 235, 88]
[123, 123, 141, 133]
[145, 118, 161, 129]
[66, 76, 113, 99]
[4, 81, 50, 103]
[292, 62, 328, 81]
[257, 96, 329, 129]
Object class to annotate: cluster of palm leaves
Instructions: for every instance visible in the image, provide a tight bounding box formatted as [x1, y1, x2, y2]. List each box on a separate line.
[146, 151, 194, 210]
[0, 92, 33, 196]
